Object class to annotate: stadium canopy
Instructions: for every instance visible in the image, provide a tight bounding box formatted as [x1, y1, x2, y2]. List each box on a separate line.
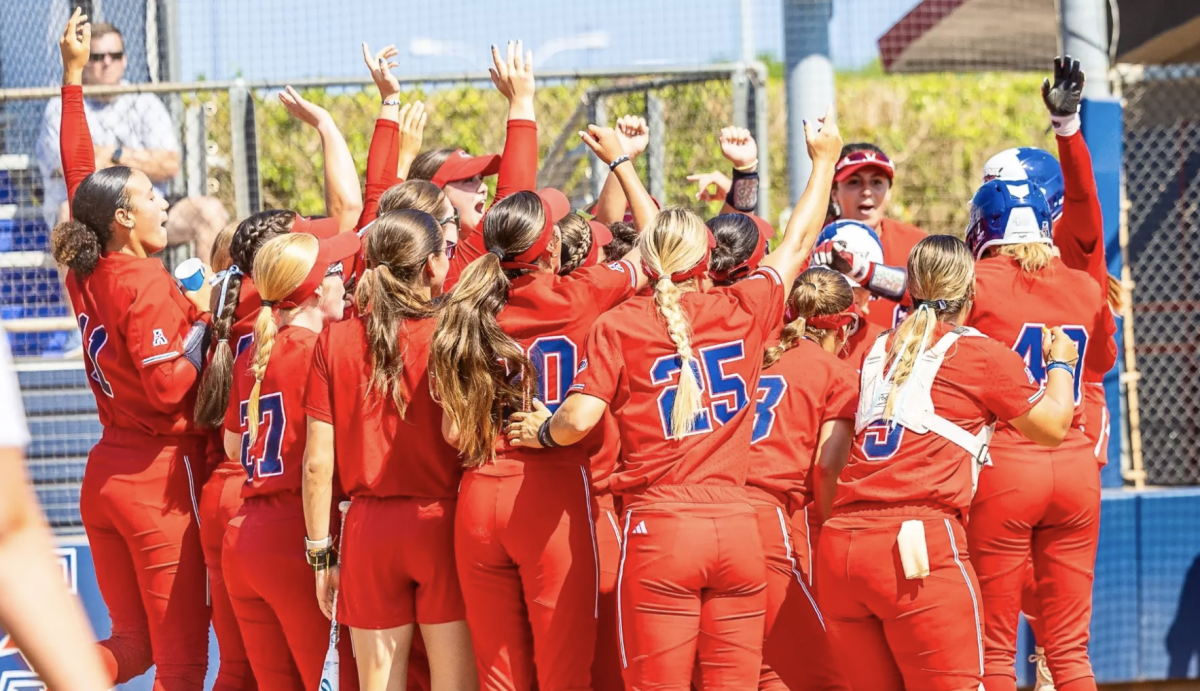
[878, 0, 1200, 73]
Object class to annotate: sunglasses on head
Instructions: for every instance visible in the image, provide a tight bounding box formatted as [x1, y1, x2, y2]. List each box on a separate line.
[89, 51, 124, 63]
[836, 150, 894, 172]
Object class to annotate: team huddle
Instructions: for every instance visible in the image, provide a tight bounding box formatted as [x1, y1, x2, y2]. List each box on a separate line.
[50, 8, 1118, 691]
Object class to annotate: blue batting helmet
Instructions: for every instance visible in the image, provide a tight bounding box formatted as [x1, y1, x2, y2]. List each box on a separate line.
[965, 179, 1054, 258]
[813, 220, 884, 287]
[982, 147, 1065, 221]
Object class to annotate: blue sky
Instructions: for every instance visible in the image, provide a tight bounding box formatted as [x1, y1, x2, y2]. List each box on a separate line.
[176, 0, 923, 82]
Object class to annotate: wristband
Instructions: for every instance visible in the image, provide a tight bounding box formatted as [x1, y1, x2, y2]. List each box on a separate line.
[729, 167, 759, 213]
[381, 98, 400, 106]
[182, 320, 211, 374]
[733, 158, 758, 172]
[305, 536, 331, 551]
[305, 547, 337, 572]
[1050, 112, 1080, 137]
[608, 156, 630, 171]
[1046, 361, 1076, 376]
[537, 418, 561, 448]
[866, 263, 908, 302]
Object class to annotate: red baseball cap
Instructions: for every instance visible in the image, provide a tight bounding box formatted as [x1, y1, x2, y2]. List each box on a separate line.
[581, 220, 614, 268]
[276, 231, 361, 308]
[290, 215, 342, 239]
[749, 213, 775, 241]
[499, 188, 572, 271]
[432, 150, 502, 189]
[834, 149, 895, 183]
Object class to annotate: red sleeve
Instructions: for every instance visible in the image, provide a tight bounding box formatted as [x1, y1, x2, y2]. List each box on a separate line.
[571, 259, 638, 313]
[1087, 301, 1119, 377]
[357, 119, 400, 231]
[60, 85, 95, 207]
[122, 273, 202, 412]
[823, 363, 859, 422]
[303, 328, 334, 424]
[1053, 131, 1106, 287]
[493, 119, 537, 206]
[974, 340, 1045, 422]
[728, 266, 787, 341]
[569, 319, 624, 404]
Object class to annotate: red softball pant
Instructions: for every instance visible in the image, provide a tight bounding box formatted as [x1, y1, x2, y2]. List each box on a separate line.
[221, 494, 358, 691]
[79, 428, 211, 689]
[617, 489, 767, 691]
[456, 464, 598, 691]
[199, 459, 255, 691]
[968, 450, 1101, 691]
[593, 492, 624, 691]
[817, 512, 985, 691]
[755, 503, 850, 691]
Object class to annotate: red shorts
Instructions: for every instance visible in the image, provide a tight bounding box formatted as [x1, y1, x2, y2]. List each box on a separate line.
[339, 496, 465, 629]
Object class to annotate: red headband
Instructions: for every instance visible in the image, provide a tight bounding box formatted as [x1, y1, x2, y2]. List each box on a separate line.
[792, 303, 863, 334]
[709, 215, 773, 284]
[580, 220, 613, 269]
[272, 232, 361, 309]
[498, 189, 571, 272]
[642, 229, 717, 283]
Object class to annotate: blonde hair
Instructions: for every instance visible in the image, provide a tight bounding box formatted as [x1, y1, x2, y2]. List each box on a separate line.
[764, 267, 853, 368]
[884, 235, 975, 418]
[996, 242, 1054, 273]
[245, 233, 320, 443]
[209, 220, 238, 272]
[640, 208, 710, 437]
[379, 180, 447, 217]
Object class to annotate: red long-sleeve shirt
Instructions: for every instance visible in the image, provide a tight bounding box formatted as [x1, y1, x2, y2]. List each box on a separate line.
[356, 118, 401, 232]
[1053, 130, 1107, 290]
[455, 118, 538, 264]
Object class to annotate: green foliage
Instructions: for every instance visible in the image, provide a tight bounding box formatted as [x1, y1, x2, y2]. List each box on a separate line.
[207, 70, 1052, 237]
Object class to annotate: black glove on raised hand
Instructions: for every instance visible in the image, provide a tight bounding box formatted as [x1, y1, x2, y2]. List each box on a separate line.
[1042, 56, 1085, 136]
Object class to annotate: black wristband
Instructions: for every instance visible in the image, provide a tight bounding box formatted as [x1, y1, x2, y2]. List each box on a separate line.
[729, 167, 759, 213]
[609, 155, 630, 171]
[537, 417, 561, 448]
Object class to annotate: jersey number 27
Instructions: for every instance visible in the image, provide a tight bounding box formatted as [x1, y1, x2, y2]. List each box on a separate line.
[238, 393, 286, 481]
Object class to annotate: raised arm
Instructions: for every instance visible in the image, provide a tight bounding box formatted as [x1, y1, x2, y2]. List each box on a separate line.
[58, 8, 94, 207]
[491, 41, 538, 204]
[761, 106, 842, 288]
[278, 86, 363, 231]
[593, 115, 649, 224]
[357, 43, 403, 229]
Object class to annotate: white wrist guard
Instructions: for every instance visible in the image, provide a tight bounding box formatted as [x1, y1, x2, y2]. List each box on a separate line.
[1051, 112, 1081, 137]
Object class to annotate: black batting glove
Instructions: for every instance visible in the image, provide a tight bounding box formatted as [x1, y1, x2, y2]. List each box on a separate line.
[1042, 55, 1085, 117]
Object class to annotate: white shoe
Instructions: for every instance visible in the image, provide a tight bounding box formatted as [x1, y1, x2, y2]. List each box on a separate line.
[1029, 646, 1056, 691]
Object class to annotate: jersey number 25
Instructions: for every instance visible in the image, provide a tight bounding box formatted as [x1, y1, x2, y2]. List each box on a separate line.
[651, 340, 748, 440]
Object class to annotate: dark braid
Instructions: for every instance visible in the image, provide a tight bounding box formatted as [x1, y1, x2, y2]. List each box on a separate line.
[193, 210, 297, 428]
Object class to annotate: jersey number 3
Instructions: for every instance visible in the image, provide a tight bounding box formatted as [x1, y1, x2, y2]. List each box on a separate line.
[238, 393, 286, 481]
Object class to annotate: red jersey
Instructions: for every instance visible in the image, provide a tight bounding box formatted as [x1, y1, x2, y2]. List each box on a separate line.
[304, 316, 460, 499]
[968, 255, 1117, 453]
[834, 324, 1043, 521]
[230, 277, 261, 358]
[748, 338, 858, 511]
[67, 253, 204, 437]
[223, 326, 317, 497]
[865, 218, 927, 328]
[841, 319, 885, 371]
[479, 260, 639, 475]
[569, 266, 786, 501]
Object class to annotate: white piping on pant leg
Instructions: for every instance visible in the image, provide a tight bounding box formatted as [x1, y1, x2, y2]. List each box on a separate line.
[1095, 403, 1109, 458]
[944, 518, 984, 675]
[775, 506, 826, 631]
[617, 509, 633, 668]
[182, 455, 208, 604]
[606, 509, 622, 547]
[803, 505, 813, 587]
[578, 466, 601, 618]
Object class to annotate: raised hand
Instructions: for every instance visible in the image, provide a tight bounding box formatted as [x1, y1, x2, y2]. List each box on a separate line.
[490, 40, 535, 104]
[579, 125, 627, 166]
[685, 171, 732, 203]
[805, 104, 843, 166]
[362, 43, 401, 101]
[1042, 55, 1084, 118]
[397, 101, 428, 178]
[616, 115, 650, 159]
[60, 7, 91, 84]
[719, 126, 758, 169]
[278, 86, 333, 129]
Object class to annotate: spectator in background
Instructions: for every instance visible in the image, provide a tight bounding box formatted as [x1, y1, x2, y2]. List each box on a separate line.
[35, 22, 181, 230]
[0, 326, 110, 690]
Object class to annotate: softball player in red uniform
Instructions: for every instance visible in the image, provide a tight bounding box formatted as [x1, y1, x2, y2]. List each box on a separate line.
[965, 178, 1117, 691]
[302, 210, 475, 690]
[430, 147, 654, 689]
[750, 267, 857, 691]
[817, 234, 1079, 691]
[220, 231, 360, 690]
[51, 11, 212, 687]
[507, 111, 841, 691]
[829, 143, 926, 329]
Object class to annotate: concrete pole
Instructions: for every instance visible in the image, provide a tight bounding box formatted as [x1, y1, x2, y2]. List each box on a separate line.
[1060, 0, 1112, 97]
[783, 0, 836, 206]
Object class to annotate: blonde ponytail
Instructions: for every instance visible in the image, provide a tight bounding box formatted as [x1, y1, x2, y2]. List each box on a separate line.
[654, 277, 704, 436]
[246, 305, 276, 444]
[763, 267, 853, 368]
[997, 242, 1054, 273]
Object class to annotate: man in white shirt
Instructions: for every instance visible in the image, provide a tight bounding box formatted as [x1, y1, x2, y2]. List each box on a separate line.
[34, 21, 181, 228]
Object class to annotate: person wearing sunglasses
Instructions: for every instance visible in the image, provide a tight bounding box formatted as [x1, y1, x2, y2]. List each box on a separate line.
[36, 21, 182, 230]
[827, 143, 928, 329]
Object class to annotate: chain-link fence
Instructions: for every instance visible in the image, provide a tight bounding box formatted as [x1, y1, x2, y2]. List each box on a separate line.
[1120, 64, 1200, 486]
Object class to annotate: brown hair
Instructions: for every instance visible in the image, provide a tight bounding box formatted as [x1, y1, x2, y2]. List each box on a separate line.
[602, 221, 637, 262]
[193, 209, 297, 428]
[246, 234, 320, 443]
[90, 22, 123, 45]
[764, 268, 854, 368]
[51, 167, 133, 277]
[408, 149, 457, 182]
[209, 221, 238, 272]
[884, 235, 975, 417]
[356, 210, 443, 416]
[429, 191, 547, 465]
[378, 180, 447, 217]
[557, 213, 592, 275]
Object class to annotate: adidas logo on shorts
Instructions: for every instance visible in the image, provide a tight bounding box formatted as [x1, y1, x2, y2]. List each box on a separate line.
[631, 520, 648, 536]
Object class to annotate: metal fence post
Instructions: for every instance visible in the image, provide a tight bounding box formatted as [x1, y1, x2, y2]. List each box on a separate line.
[184, 102, 206, 199]
[751, 62, 770, 223]
[732, 63, 750, 129]
[589, 95, 608, 201]
[783, 0, 835, 204]
[229, 79, 262, 218]
[646, 92, 666, 205]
